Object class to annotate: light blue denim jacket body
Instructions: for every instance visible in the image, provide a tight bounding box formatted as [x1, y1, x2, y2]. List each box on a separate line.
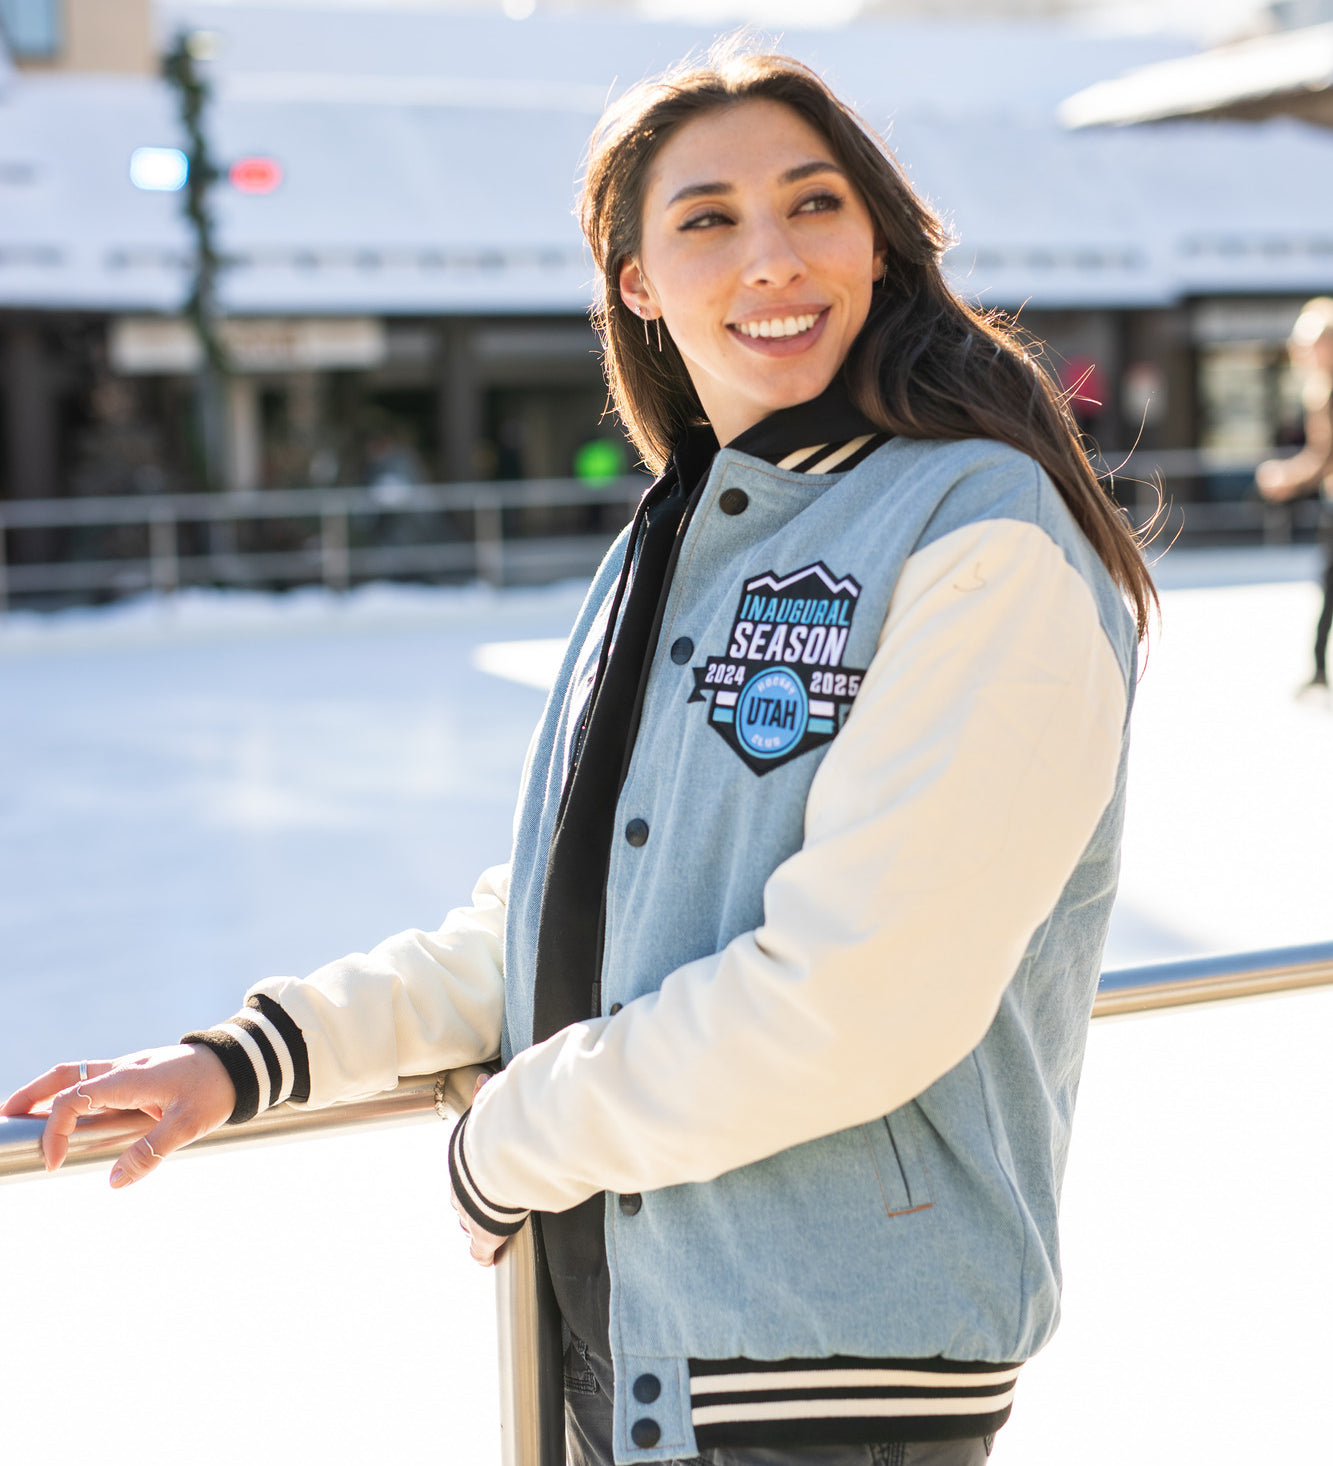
[500, 435, 1136, 1463]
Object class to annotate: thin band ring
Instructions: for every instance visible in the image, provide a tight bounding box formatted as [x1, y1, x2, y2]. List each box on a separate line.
[77, 1060, 88, 1082]
[74, 1084, 100, 1114]
[144, 1139, 164, 1162]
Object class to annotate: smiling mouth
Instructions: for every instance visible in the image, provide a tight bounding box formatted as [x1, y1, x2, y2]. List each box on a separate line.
[729, 309, 826, 341]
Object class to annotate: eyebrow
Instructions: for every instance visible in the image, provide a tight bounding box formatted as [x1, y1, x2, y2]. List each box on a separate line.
[665, 160, 844, 207]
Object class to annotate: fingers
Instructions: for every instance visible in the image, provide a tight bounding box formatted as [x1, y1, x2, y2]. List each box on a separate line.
[36, 1045, 234, 1180]
[449, 1179, 507, 1268]
[109, 1126, 175, 1189]
[469, 1233, 507, 1267]
[463, 1217, 506, 1267]
[1, 1060, 116, 1118]
[40, 1064, 165, 1173]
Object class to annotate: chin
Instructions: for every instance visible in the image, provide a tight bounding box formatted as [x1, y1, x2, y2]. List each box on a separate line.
[764, 367, 839, 410]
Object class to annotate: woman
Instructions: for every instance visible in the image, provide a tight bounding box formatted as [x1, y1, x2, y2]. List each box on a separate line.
[5, 47, 1154, 1466]
[1257, 297, 1333, 693]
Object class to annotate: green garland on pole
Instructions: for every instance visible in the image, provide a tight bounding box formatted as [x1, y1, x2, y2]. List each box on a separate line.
[162, 30, 230, 490]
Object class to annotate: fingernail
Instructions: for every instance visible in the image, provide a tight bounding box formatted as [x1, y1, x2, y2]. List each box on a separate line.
[109, 1168, 125, 1187]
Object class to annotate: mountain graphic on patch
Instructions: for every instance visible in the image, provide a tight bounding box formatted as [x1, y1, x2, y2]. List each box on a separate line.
[689, 562, 867, 775]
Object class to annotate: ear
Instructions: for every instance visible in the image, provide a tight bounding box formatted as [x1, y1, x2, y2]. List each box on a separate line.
[618, 257, 658, 319]
[872, 233, 889, 283]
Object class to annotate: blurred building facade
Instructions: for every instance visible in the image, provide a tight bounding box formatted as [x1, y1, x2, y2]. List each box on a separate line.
[1, 0, 1331, 581]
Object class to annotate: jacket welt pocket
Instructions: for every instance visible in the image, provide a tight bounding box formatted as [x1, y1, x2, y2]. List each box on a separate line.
[861, 1107, 934, 1218]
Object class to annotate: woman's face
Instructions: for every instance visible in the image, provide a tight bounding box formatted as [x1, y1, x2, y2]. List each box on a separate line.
[619, 99, 884, 446]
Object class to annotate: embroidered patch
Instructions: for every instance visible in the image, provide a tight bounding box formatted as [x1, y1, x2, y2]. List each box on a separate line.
[689, 563, 866, 775]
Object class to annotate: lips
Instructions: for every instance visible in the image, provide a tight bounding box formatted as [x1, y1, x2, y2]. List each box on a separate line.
[727, 307, 830, 356]
[730, 310, 822, 340]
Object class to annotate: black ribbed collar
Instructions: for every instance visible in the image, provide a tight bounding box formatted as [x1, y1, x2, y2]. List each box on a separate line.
[728, 374, 883, 465]
[664, 374, 883, 498]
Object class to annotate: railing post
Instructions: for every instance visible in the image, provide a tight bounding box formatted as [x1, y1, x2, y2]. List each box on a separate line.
[496, 1221, 567, 1466]
[475, 491, 504, 588]
[321, 508, 350, 592]
[149, 508, 179, 595]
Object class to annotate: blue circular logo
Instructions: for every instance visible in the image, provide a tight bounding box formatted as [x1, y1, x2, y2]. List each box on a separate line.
[736, 667, 808, 760]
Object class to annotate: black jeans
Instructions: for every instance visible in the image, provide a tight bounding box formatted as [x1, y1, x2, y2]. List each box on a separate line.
[564, 1335, 995, 1466]
[1314, 513, 1333, 681]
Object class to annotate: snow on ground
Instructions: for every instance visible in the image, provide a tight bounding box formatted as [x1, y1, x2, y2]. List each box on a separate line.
[0, 549, 1330, 1463]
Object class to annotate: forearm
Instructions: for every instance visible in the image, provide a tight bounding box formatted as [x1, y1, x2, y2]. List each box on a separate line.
[187, 863, 509, 1121]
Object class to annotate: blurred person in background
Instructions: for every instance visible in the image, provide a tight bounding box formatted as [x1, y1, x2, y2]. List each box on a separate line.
[1257, 297, 1333, 694]
[5, 43, 1156, 1466]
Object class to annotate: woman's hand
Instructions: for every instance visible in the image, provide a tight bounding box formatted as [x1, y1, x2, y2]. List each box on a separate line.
[448, 1072, 510, 1267]
[1256, 458, 1301, 500]
[1, 1044, 237, 1187]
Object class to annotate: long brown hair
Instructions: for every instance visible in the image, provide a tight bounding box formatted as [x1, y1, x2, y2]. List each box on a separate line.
[579, 44, 1157, 638]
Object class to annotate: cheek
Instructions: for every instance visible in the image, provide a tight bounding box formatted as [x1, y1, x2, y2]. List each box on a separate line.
[658, 259, 732, 346]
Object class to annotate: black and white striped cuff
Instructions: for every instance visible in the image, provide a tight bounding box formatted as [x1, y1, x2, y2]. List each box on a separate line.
[448, 1110, 529, 1237]
[182, 994, 311, 1124]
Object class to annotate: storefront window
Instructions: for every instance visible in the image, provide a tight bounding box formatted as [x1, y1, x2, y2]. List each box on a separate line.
[1198, 343, 1278, 455]
[1192, 298, 1306, 501]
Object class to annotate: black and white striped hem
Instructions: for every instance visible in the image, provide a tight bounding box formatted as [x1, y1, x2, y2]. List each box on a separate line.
[448, 1110, 529, 1236]
[687, 1355, 1019, 1449]
[182, 994, 310, 1124]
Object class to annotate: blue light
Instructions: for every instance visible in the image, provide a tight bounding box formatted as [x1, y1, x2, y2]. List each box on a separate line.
[129, 147, 189, 192]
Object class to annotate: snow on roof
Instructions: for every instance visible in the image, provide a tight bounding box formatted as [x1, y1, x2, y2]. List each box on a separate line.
[0, 5, 1329, 315]
[1059, 21, 1333, 127]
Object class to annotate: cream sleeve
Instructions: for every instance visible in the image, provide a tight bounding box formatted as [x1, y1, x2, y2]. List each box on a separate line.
[458, 516, 1129, 1216]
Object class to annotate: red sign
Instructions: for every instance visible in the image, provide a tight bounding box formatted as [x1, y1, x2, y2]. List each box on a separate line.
[229, 157, 283, 194]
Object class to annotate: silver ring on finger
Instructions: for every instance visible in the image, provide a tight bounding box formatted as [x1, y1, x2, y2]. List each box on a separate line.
[144, 1139, 164, 1162]
[78, 1060, 88, 1082]
[74, 1084, 101, 1115]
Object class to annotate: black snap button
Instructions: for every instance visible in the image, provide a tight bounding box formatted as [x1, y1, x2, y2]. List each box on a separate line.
[609, 1002, 622, 1015]
[624, 818, 649, 847]
[719, 487, 749, 516]
[619, 1192, 642, 1216]
[670, 636, 693, 664]
[630, 1419, 661, 1448]
[633, 1373, 661, 1404]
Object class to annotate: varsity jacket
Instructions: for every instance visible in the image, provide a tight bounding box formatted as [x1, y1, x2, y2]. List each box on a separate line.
[188, 425, 1135, 1464]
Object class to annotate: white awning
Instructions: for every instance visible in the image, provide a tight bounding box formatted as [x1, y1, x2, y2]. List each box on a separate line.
[1059, 22, 1333, 128]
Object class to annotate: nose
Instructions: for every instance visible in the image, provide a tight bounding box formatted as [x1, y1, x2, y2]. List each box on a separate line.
[741, 215, 806, 290]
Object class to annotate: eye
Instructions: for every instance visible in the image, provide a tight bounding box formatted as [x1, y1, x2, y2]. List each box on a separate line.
[795, 191, 844, 216]
[679, 208, 733, 232]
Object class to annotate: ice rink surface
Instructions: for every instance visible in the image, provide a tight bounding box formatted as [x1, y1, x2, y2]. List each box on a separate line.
[1, 548, 1330, 1463]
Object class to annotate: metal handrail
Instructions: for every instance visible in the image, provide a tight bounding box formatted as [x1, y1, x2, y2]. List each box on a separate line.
[0, 474, 646, 604]
[1093, 939, 1333, 1017]
[0, 940, 1330, 1465]
[0, 477, 647, 530]
[3, 940, 1326, 1182]
[0, 1065, 483, 1184]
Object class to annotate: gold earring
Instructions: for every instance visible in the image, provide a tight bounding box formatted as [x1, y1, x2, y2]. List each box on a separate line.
[655, 317, 663, 352]
[643, 313, 651, 347]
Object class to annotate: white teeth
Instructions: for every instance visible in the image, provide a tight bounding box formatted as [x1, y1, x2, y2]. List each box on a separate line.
[738, 312, 818, 340]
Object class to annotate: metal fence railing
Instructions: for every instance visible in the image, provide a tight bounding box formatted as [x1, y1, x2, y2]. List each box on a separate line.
[1, 940, 1330, 1462]
[0, 475, 646, 610]
[1092, 446, 1318, 545]
[0, 447, 1317, 612]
